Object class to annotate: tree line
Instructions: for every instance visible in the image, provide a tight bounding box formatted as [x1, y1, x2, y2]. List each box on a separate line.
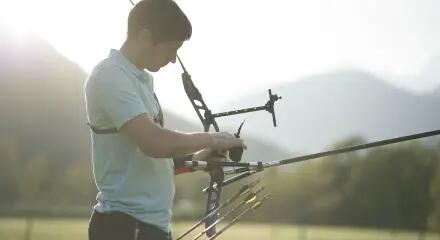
[0, 135, 439, 231]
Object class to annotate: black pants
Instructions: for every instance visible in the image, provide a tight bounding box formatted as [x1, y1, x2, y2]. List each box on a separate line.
[88, 210, 172, 240]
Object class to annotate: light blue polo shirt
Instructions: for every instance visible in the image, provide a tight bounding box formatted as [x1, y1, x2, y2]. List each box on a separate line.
[84, 49, 174, 232]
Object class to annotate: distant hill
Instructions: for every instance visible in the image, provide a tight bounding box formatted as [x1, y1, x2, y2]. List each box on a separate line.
[421, 55, 440, 95]
[4, 25, 437, 167]
[220, 70, 440, 154]
[0, 27, 289, 167]
[0, 27, 90, 166]
[384, 54, 440, 95]
[424, 55, 440, 97]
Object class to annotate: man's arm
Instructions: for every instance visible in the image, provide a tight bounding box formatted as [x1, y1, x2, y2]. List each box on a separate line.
[89, 66, 243, 158]
[120, 114, 240, 158]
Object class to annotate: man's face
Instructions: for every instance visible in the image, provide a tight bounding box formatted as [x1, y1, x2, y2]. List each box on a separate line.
[144, 40, 183, 72]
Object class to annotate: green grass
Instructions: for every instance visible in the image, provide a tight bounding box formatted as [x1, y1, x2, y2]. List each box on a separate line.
[0, 217, 439, 240]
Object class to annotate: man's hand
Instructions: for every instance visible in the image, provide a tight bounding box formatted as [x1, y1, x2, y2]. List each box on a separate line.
[208, 132, 246, 151]
[192, 148, 229, 162]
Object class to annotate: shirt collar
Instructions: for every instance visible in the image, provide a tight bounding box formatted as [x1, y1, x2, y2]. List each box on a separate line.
[108, 49, 152, 83]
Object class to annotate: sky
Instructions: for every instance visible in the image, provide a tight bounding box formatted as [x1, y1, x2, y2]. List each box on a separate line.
[1, 0, 440, 119]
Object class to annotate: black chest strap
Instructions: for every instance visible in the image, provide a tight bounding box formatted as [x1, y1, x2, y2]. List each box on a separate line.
[87, 123, 118, 134]
[88, 93, 164, 134]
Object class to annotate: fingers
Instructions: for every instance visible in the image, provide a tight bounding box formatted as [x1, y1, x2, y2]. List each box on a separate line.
[193, 148, 231, 162]
[212, 149, 227, 157]
[211, 150, 229, 162]
[208, 155, 228, 162]
[192, 148, 212, 161]
[209, 132, 247, 151]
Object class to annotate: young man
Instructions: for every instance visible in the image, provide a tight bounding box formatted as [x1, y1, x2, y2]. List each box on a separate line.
[84, 1, 245, 239]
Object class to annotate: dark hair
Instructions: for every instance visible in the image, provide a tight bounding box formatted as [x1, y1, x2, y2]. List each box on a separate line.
[128, 0, 192, 43]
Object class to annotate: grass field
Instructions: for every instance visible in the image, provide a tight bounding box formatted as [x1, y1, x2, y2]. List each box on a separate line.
[0, 217, 439, 240]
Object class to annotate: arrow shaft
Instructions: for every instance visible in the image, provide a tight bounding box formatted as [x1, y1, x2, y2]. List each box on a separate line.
[176, 179, 261, 240]
[186, 129, 440, 171]
[207, 196, 270, 240]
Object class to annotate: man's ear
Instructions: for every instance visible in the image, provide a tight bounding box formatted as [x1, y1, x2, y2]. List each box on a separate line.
[137, 29, 154, 47]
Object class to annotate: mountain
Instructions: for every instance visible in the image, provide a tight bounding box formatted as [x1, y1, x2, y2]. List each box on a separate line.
[2, 25, 437, 170]
[385, 54, 440, 95]
[219, 70, 440, 154]
[0, 27, 90, 165]
[421, 55, 440, 95]
[0, 26, 289, 168]
[423, 55, 440, 98]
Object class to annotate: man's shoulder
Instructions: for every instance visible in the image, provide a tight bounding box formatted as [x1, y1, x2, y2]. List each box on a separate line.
[90, 57, 126, 80]
[86, 58, 131, 89]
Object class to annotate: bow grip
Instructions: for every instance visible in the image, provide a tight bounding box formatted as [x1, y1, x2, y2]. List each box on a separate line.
[229, 120, 245, 162]
[229, 146, 243, 162]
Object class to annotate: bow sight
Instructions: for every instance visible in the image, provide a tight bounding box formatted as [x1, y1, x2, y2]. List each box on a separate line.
[177, 55, 281, 163]
[177, 55, 281, 133]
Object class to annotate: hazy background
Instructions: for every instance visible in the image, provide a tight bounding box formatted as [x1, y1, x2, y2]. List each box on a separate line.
[2, 0, 440, 153]
[2, 0, 440, 108]
[1, 0, 440, 237]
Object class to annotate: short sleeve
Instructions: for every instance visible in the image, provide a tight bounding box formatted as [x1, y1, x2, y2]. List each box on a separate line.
[91, 66, 150, 129]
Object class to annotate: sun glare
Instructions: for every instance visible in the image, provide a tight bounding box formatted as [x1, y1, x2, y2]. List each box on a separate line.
[1, 0, 129, 72]
[1, 0, 439, 97]
[0, 2, 33, 40]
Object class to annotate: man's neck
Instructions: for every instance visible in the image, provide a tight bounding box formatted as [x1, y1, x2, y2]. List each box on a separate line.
[120, 41, 145, 71]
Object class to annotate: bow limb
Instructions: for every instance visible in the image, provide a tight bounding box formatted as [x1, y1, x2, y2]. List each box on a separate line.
[179, 56, 219, 132]
[178, 55, 222, 238]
